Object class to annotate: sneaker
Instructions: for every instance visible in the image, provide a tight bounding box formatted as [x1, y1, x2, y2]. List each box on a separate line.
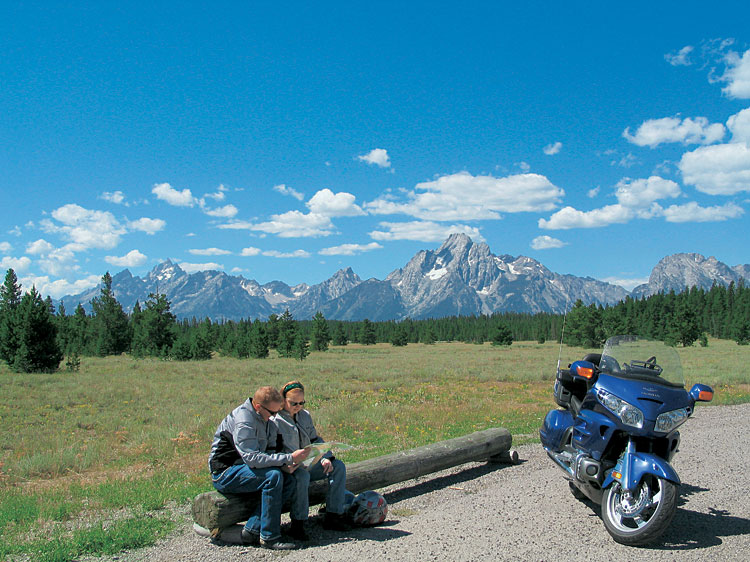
[322, 512, 351, 531]
[240, 528, 260, 546]
[288, 519, 310, 541]
[260, 537, 298, 550]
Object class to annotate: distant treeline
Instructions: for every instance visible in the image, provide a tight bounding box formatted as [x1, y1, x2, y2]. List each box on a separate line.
[1, 267, 749, 373]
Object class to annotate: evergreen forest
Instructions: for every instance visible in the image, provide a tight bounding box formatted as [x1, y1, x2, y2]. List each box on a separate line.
[1, 267, 749, 373]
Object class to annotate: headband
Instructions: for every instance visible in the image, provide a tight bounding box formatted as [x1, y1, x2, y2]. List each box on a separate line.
[282, 382, 304, 396]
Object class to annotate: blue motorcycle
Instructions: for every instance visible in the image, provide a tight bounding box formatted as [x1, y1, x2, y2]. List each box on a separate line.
[540, 335, 713, 545]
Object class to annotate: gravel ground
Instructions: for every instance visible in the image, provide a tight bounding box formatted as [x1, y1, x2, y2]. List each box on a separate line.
[97, 403, 750, 562]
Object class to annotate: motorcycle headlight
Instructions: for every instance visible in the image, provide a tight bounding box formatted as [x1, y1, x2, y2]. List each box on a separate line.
[596, 389, 644, 429]
[654, 407, 690, 433]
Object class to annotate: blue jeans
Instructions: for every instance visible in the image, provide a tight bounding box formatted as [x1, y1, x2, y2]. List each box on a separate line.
[290, 458, 347, 521]
[212, 464, 295, 541]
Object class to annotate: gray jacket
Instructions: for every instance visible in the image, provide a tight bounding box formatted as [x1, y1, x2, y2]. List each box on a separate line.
[208, 398, 293, 473]
[273, 409, 329, 457]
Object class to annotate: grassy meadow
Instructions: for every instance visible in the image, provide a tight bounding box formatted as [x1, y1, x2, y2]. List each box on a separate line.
[1, 339, 749, 561]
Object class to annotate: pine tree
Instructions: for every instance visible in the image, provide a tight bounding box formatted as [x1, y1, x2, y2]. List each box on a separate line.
[491, 323, 513, 346]
[670, 300, 701, 347]
[391, 324, 408, 346]
[292, 332, 310, 361]
[90, 272, 130, 356]
[332, 322, 348, 346]
[190, 322, 213, 360]
[70, 304, 90, 355]
[266, 313, 280, 348]
[276, 309, 297, 358]
[12, 287, 63, 373]
[0, 268, 22, 365]
[249, 320, 269, 358]
[359, 319, 377, 345]
[311, 311, 331, 352]
[132, 293, 177, 357]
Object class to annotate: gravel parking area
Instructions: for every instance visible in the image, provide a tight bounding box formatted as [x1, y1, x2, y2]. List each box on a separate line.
[97, 403, 750, 561]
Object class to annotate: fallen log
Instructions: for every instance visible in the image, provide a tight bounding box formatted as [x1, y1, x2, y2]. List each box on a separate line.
[192, 426, 511, 532]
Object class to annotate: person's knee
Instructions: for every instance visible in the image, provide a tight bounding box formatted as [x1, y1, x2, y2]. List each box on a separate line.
[294, 468, 311, 487]
[332, 459, 346, 476]
[265, 468, 284, 489]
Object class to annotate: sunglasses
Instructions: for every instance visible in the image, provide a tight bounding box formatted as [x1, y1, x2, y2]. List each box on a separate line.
[288, 400, 306, 407]
[259, 404, 281, 416]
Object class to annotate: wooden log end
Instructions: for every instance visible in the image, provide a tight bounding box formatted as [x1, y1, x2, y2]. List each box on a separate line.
[488, 449, 519, 465]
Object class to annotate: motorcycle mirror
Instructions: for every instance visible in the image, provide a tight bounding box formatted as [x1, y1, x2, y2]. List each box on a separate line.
[689, 383, 714, 402]
[571, 360, 596, 380]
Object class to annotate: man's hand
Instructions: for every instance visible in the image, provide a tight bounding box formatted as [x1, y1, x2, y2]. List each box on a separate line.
[291, 448, 310, 465]
[320, 457, 333, 474]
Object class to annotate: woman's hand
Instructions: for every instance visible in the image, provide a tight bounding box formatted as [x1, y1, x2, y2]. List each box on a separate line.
[320, 457, 333, 474]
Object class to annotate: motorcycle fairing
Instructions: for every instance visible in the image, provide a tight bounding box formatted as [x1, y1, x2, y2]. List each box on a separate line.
[572, 409, 617, 461]
[603, 448, 681, 492]
[540, 408, 574, 451]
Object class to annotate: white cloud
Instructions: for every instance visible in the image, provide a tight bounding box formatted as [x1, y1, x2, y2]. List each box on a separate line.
[543, 141, 563, 155]
[38, 245, 78, 276]
[20, 274, 100, 300]
[204, 185, 228, 201]
[720, 48, 750, 99]
[679, 142, 750, 195]
[26, 239, 55, 255]
[358, 148, 391, 168]
[587, 187, 600, 198]
[178, 262, 224, 273]
[189, 247, 232, 256]
[601, 276, 649, 292]
[665, 45, 694, 66]
[0, 256, 32, 272]
[307, 189, 365, 217]
[369, 221, 484, 242]
[128, 217, 166, 235]
[623, 116, 725, 148]
[727, 107, 750, 143]
[517, 161, 531, 172]
[240, 247, 262, 256]
[539, 204, 633, 230]
[662, 201, 744, 223]
[614, 176, 681, 208]
[319, 242, 382, 256]
[217, 220, 255, 230]
[105, 250, 148, 267]
[152, 182, 197, 207]
[274, 184, 305, 201]
[0, 242, 12, 253]
[101, 190, 126, 205]
[262, 250, 311, 258]
[43, 204, 126, 250]
[201, 204, 239, 218]
[530, 235, 567, 250]
[366, 171, 564, 222]
[250, 211, 336, 238]
[539, 176, 681, 229]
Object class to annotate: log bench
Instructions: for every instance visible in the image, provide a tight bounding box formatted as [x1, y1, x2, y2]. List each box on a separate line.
[192, 427, 514, 537]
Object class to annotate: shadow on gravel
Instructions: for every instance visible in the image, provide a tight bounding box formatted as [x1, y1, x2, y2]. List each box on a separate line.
[381, 461, 520, 505]
[573, 482, 750, 551]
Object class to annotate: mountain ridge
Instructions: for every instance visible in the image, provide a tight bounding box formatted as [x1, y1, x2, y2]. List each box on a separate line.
[59, 234, 748, 321]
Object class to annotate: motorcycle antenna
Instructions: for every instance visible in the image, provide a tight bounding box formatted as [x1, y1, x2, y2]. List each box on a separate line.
[557, 296, 571, 373]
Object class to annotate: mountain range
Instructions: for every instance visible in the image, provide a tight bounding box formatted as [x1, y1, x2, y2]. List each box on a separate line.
[59, 234, 748, 321]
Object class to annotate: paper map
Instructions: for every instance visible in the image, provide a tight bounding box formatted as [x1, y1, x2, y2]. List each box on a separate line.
[302, 441, 353, 468]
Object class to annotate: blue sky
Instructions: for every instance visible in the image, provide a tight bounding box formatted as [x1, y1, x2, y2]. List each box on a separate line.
[2, 2, 749, 300]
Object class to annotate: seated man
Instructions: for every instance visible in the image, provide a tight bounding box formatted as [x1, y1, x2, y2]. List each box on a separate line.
[208, 386, 309, 550]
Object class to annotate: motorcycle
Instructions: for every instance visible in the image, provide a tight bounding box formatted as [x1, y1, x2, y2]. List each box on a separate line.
[539, 335, 714, 545]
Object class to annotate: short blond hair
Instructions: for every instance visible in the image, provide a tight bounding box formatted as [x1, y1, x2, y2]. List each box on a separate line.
[254, 386, 283, 406]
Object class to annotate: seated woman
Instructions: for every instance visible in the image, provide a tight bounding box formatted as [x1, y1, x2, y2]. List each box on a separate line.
[273, 380, 349, 540]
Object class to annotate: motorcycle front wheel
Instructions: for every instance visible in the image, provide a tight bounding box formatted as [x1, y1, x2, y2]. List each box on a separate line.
[601, 475, 677, 546]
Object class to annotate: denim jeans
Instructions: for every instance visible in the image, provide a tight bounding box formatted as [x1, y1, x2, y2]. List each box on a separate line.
[290, 458, 347, 521]
[212, 464, 295, 541]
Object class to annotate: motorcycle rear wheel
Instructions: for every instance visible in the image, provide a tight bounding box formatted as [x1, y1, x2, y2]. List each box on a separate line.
[601, 475, 677, 546]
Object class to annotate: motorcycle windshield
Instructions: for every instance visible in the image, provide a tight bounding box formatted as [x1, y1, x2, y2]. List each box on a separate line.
[598, 335, 684, 388]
